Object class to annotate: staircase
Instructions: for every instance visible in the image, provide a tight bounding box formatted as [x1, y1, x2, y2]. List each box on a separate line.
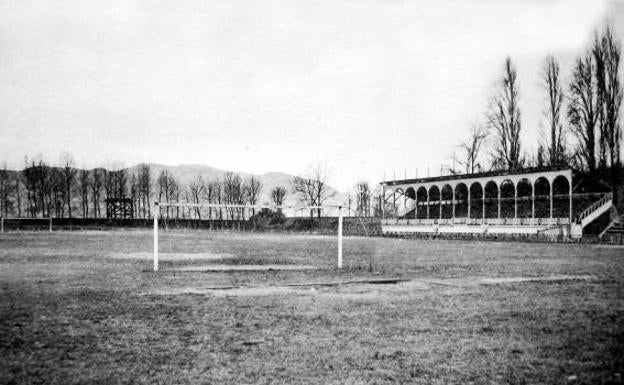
[599, 213, 624, 241]
[575, 192, 613, 228]
[395, 198, 417, 218]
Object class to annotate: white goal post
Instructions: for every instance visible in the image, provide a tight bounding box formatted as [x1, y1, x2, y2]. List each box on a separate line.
[152, 202, 344, 271]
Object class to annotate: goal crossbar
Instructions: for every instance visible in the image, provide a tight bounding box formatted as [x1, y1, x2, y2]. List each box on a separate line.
[152, 202, 344, 271]
[155, 202, 339, 210]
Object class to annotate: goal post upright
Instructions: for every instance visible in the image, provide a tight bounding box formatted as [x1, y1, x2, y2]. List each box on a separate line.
[153, 202, 159, 272]
[338, 206, 343, 269]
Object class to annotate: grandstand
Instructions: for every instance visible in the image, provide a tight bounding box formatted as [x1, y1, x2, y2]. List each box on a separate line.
[380, 166, 614, 238]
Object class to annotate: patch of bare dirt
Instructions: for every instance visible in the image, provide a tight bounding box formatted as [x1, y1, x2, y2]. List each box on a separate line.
[110, 252, 237, 260]
[172, 264, 319, 272]
[479, 275, 595, 285]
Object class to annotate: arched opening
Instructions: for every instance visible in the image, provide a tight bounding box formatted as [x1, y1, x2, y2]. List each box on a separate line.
[454, 183, 469, 218]
[552, 175, 570, 218]
[428, 185, 440, 220]
[500, 179, 515, 218]
[469, 182, 483, 219]
[534, 177, 550, 218]
[416, 186, 428, 219]
[484, 181, 499, 218]
[517, 178, 532, 218]
[441, 184, 453, 219]
[405, 187, 417, 219]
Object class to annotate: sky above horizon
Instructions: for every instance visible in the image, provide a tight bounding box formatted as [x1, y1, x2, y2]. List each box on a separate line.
[1, 0, 622, 192]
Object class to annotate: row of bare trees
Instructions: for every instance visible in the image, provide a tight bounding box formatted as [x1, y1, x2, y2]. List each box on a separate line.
[0, 155, 130, 219]
[455, 24, 622, 176]
[155, 171, 267, 220]
[1, 155, 360, 220]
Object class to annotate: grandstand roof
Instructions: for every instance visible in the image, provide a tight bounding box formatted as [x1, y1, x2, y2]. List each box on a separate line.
[380, 166, 572, 187]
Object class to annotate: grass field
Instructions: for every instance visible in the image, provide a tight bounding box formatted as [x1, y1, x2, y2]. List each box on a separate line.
[0, 230, 623, 384]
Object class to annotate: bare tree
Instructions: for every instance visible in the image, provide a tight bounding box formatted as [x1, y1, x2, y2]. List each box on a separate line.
[458, 123, 488, 174]
[104, 169, 114, 201]
[60, 152, 77, 217]
[157, 171, 178, 218]
[14, 169, 21, 217]
[78, 168, 90, 218]
[22, 158, 39, 217]
[244, 175, 262, 215]
[0, 164, 11, 217]
[188, 175, 206, 219]
[138, 164, 152, 218]
[223, 172, 243, 219]
[292, 163, 335, 218]
[568, 53, 599, 171]
[354, 180, 371, 217]
[90, 169, 104, 218]
[488, 57, 523, 170]
[542, 55, 567, 166]
[130, 173, 139, 219]
[49, 167, 64, 218]
[270, 185, 287, 208]
[209, 178, 223, 220]
[598, 25, 623, 170]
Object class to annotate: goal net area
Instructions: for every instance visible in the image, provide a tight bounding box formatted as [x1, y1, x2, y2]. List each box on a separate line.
[151, 203, 352, 272]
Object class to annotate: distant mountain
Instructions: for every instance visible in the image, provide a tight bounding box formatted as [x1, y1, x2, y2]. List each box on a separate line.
[126, 163, 346, 207]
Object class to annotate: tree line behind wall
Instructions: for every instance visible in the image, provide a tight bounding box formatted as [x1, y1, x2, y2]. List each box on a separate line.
[0, 158, 269, 220]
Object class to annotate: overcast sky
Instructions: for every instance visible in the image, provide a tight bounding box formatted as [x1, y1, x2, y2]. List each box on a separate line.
[0, 0, 622, 191]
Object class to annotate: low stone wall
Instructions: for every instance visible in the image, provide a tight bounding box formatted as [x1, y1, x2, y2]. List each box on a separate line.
[0, 216, 383, 236]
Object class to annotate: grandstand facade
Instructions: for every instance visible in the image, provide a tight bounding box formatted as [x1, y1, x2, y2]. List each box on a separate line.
[380, 167, 614, 238]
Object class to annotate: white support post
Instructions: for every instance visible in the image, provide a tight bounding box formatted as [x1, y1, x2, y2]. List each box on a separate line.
[337, 206, 343, 269]
[439, 194, 442, 220]
[153, 203, 159, 272]
[482, 194, 485, 224]
[514, 189, 517, 220]
[549, 188, 553, 219]
[569, 187, 572, 224]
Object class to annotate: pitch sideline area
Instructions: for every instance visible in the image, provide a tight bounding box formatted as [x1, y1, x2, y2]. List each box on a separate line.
[0, 230, 622, 384]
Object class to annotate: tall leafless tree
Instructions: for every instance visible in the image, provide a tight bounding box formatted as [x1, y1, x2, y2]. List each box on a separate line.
[157, 170, 178, 218]
[90, 168, 104, 218]
[138, 164, 152, 218]
[209, 178, 223, 220]
[60, 152, 77, 217]
[188, 175, 206, 219]
[0, 164, 11, 217]
[14, 169, 21, 217]
[78, 168, 90, 218]
[244, 175, 262, 216]
[568, 53, 599, 171]
[542, 55, 567, 166]
[223, 172, 243, 219]
[597, 25, 623, 170]
[488, 57, 523, 171]
[354, 180, 371, 217]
